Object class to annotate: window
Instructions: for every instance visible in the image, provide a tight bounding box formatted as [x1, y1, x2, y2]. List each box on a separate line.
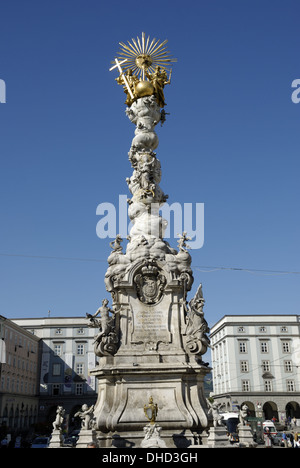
[282, 341, 290, 353]
[284, 361, 293, 372]
[259, 326, 267, 333]
[240, 361, 249, 373]
[76, 344, 85, 355]
[75, 383, 83, 395]
[264, 380, 272, 392]
[52, 363, 61, 376]
[239, 341, 247, 353]
[262, 361, 270, 372]
[238, 326, 245, 333]
[77, 328, 85, 335]
[242, 380, 250, 392]
[281, 326, 288, 333]
[260, 341, 269, 353]
[52, 384, 60, 396]
[54, 344, 62, 356]
[76, 363, 84, 375]
[287, 380, 295, 392]
[55, 328, 62, 335]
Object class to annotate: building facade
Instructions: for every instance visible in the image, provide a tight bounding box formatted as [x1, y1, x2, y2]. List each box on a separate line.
[0, 315, 40, 432]
[210, 315, 300, 424]
[12, 316, 98, 430]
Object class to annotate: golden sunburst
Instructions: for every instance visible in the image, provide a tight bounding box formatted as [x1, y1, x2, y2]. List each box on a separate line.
[114, 32, 177, 80]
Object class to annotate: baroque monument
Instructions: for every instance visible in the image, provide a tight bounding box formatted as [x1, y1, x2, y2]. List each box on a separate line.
[88, 33, 211, 448]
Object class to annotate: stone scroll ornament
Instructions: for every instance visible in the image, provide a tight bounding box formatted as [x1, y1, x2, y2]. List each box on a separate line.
[86, 299, 119, 357]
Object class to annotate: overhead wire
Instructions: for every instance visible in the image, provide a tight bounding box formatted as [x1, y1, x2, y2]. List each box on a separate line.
[0, 253, 299, 276]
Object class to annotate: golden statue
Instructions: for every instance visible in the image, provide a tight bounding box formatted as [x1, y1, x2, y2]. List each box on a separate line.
[116, 69, 139, 106]
[145, 66, 171, 108]
[110, 33, 176, 108]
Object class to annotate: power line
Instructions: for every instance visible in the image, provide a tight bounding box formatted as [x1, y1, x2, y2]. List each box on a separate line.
[194, 266, 300, 276]
[0, 252, 299, 276]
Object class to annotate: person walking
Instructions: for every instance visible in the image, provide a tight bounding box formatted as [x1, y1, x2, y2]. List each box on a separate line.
[282, 431, 288, 448]
[264, 427, 272, 448]
[293, 431, 299, 448]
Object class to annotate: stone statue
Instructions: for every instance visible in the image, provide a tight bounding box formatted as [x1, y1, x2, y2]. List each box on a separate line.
[52, 406, 65, 431]
[185, 284, 210, 357]
[86, 299, 112, 329]
[239, 404, 249, 426]
[75, 404, 95, 430]
[86, 299, 119, 356]
[206, 399, 224, 428]
[109, 234, 123, 252]
[177, 232, 191, 253]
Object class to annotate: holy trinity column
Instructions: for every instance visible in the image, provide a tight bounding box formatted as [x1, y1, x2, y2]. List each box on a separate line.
[88, 33, 211, 448]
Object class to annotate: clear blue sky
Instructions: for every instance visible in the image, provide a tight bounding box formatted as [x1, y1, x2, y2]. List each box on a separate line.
[0, 0, 299, 329]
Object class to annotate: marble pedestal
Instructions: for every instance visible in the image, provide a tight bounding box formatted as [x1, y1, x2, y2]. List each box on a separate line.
[48, 430, 63, 448]
[91, 359, 209, 448]
[238, 424, 257, 448]
[207, 426, 231, 448]
[76, 429, 98, 449]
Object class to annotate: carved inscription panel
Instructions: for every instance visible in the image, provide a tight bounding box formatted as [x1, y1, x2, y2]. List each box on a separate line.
[132, 306, 170, 344]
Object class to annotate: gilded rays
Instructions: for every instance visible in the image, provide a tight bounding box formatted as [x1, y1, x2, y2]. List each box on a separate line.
[114, 32, 177, 80]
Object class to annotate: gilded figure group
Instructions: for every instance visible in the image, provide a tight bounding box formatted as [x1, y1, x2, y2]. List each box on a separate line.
[116, 65, 171, 108]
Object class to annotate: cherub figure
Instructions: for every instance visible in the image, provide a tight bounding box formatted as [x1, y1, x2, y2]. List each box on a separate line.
[206, 399, 224, 428]
[239, 404, 249, 426]
[109, 234, 123, 252]
[52, 406, 65, 431]
[75, 404, 95, 430]
[177, 231, 192, 253]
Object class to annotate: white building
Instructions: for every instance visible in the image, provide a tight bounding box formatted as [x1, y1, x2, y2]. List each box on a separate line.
[0, 315, 40, 431]
[12, 316, 98, 427]
[210, 315, 300, 424]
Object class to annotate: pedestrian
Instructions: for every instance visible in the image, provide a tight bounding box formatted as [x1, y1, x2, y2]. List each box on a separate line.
[287, 432, 293, 447]
[292, 416, 297, 428]
[0, 437, 8, 449]
[87, 441, 97, 448]
[282, 431, 288, 448]
[293, 432, 299, 448]
[264, 427, 272, 448]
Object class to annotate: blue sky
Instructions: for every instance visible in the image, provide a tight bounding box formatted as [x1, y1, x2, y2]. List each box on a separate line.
[0, 0, 299, 329]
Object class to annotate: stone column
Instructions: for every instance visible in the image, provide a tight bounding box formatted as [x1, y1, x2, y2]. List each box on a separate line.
[89, 81, 211, 448]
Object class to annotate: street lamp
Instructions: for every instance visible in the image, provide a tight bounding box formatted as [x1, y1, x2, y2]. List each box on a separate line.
[144, 396, 158, 425]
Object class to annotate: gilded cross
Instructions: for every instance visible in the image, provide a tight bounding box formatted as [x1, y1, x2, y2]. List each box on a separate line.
[109, 58, 134, 100]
